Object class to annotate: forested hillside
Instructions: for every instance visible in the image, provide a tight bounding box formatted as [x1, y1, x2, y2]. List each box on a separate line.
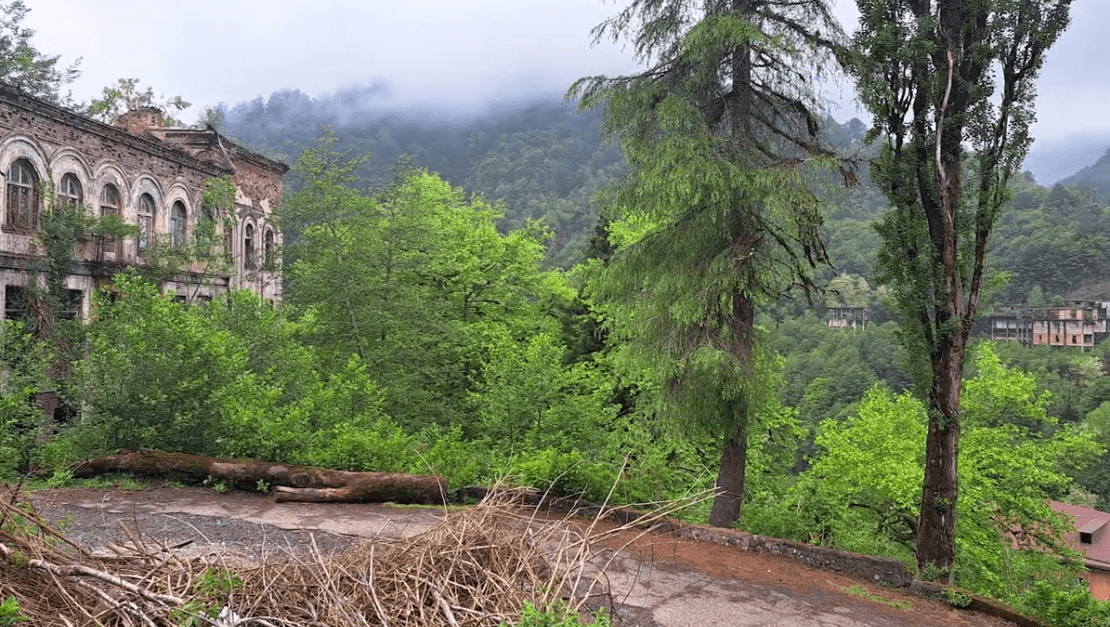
[214, 89, 1110, 309]
[212, 90, 625, 267]
[1060, 148, 1110, 203]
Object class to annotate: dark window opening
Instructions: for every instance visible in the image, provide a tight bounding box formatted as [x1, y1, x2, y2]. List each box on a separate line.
[137, 193, 155, 251]
[6, 159, 39, 231]
[99, 184, 121, 260]
[4, 285, 26, 322]
[244, 223, 256, 270]
[52, 403, 78, 425]
[263, 228, 275, 269]
[170, 201, 186, 248]
[59, 289, 82, 321]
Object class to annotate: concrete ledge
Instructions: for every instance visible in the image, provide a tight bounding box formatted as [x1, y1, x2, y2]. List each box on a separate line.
[504, 492, 1056, 627]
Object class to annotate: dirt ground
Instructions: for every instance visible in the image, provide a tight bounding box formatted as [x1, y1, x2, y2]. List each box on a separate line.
[26, 485, 1021, 627]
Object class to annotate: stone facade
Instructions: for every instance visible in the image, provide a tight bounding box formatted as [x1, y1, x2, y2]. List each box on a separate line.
[0, 85, 286, 322]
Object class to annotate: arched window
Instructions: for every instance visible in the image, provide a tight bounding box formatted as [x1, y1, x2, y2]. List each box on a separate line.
[244, 223, 256, 269]
[6, 159, 39, 231]
[137, 193, 155, 251]
[99, 184, 122, 259]
[170, 201, 186, 248]
[263, 228, 275, 269]
[58, 173, 82, 208]
[100, 185, 119, 216]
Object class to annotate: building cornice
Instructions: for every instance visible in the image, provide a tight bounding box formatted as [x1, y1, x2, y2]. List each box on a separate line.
[0, 84, 230, 178]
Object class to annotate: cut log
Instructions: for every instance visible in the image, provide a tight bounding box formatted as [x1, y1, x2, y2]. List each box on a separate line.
[72, 449, 447, 504]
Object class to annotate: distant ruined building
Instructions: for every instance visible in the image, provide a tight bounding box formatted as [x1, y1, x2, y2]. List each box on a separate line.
[975, 302, 1110, 349]
[824, 305, 869, 331]
[0, 84, 286, 323]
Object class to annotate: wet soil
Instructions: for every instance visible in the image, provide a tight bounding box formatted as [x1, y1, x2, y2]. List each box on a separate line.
[25, 486, 1022, 627]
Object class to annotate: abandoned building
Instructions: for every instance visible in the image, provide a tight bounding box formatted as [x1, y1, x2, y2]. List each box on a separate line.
[824, 305, 869, 331]
[975, 303, 1110, 349]
[0, 84, 286, 323]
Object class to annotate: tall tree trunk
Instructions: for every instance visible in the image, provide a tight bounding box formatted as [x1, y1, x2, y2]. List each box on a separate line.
[709, 290, 755, 528]
[916, 341, 963, 577]
[916, 60, 967, 572]
[709, 411, 749, 527]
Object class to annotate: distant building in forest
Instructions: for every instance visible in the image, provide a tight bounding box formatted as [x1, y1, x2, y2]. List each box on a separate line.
[0, 83, 286, 322]
[975, 302, 1110, 349]
[825, 306, 869, 330]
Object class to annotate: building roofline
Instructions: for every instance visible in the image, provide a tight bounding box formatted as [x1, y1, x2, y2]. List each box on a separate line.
[152, 125, 289, 175]
[0, 83, 231, 177]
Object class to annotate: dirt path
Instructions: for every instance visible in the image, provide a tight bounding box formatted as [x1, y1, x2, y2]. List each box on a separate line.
[28, 487, 1021, 627]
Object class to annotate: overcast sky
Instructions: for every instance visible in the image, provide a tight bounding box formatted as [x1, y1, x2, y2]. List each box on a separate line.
[22, 0, 1109, 184]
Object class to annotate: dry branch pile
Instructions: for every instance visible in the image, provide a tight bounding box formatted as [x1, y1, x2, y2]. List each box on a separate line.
[0, 486, 697, 626]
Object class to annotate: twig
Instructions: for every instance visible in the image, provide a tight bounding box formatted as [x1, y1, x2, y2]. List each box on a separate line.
[0, 542, 185, 606]
[429, 586, 460, 627]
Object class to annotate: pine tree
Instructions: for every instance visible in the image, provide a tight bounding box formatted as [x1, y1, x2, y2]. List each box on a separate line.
[570, 0, 845, 527]
[847, 0, 1073, 575]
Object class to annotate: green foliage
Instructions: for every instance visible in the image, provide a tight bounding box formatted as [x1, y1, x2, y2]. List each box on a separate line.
[285, 135, 576, 432]
[1013, 580, 1110, 627]
[990, 180, 1110, 303]
[770, 316, 912, 460]
[849, 0, 1075, 572]
[571, 0, 845, 526]
[50, 269, 623, 498]
[838, 584, 912, 611]
[474, 332, 615, 456]
[171, 568, 242, 626]
[0, 321, 49, 475]
[0, 596, 27, 626]
[941, 588, 972, 609]
[83, 77, 190, 125]
[0, 0, 80, 104]
[65, 272, 246, 455]
[205, 477, 229, 494]
[753, 345, 1102, 618]
[500, 601, 610, 627]
[503, 449, 613, 503]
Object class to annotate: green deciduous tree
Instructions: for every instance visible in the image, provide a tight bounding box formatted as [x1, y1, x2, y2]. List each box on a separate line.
[283, 134, 575, 431]
[570, 0, 844, 527]
[69, 273, 247, 454]
[83, 77, 190, 125]
[781, 346, 1100, 614]
[847, 0, 1074, 574]
[0, 1, 80, 104]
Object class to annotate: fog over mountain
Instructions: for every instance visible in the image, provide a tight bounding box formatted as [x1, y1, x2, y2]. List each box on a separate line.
[20, 0, 1110, 185]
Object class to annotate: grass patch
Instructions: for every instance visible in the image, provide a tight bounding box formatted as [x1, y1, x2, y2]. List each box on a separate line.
[836, 583, 913, 610]
[21, 473, 169, 492]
